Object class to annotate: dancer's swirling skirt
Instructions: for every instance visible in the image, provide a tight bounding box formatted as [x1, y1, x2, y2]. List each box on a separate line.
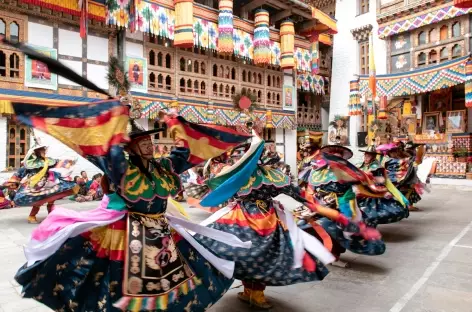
[358, 197, 409, 226]
[15, 219, 233, 312]
[194, 201, 329, 286]
[318, 218, 386, 256]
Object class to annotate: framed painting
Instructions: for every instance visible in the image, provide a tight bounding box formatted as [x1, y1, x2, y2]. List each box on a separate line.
[126, 55, 148, 92]
[429, 88, 452, 113]
[24, 45, 58, 90]
[422, 112, 440, 133]
[446, 110, 466, 133]
[401, 114, 417, 135]
[282, 85, 295, 111]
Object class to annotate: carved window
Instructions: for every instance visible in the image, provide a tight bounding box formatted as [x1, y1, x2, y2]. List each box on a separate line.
[180, 78, 185, 92]
[9, 22, 19, 43]
[165, 54, 171, 68]
[257, 73, 262, 84]
[213, 64, 218, 76]
[157, 52, 163, 67]
[194, 80, 199, 94]
[242, 70, 246, 82]
[418, 31, 426, 45]
[201, 81, 206, 95]
[231, 68, 236, 80]
[359, 40, 369, 75]
[231, 86, 235, 95]
[440, 25, 448, 40]
[0, 50, 6, 77]
[429, 50, 438, 65]
[149, 50, 156, 66]
[149, 72, 156, 88]
[201, 62, 206, 74]
[180, 58, 186, 71]
[7, 120, 30, 169]
[267, 75, 271, 86]
[440, 47, 448, 62]
[358, 0, 369, 15]
[158, 74, 163, 88]
[165, 75, 172, 90]
[194, 61, 199, 73]
[186, 79, 192, 92]
[0, 19, 5, 36]
[187, 59, 192, 72]
[429, 29, 437, 43]
[417, 52, 426, 67]
[452, 22, 461, 38]
[248, 71, 252, 83]
[452, 44, 462, 59]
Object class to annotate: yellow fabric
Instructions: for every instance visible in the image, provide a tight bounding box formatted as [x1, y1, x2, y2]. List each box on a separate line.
[29, 158, 49, 188]
[311, 8, 337, 33]
[385, 178, 407, 207]
[367, 114, 375, 145]
[44, 115, 129, 154]
[0, 101, 14, 114]
[168, 199, 189, 219]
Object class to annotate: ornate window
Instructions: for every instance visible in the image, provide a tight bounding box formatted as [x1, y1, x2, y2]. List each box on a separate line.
[440, 47, 448, 62]
[428, 50, 438, 65]
[452, 44, 462, 59]
[149, 72, 156, 88]
[418, 31, 426, 45]
[0, 50, 6, 77]
[7, 120, 30, 169]
[0, 19, 5, 36]
[180, 58, 186, 71]
[417, 52, 426, 67]
[149, 50, 156, 66]
[359, 40, 369, 75]
[9, 22, 19, 43]
[452, 22, 461, 38]
[429, 29, 437, 43]
[165, 54, 171, 68]
[358, 0, 369, 15]
[440, 25, 448, 40]
[165, 75, 172, 90]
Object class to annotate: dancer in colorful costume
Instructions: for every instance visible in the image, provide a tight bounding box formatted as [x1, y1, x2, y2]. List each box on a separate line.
[8, 41, 252, 312]
[3, 140, 78, 223]
[377, 142, 425, 211]
[298, 145, 386, 267]
[190, 137, 380, 309]
[356, 145, 409, 226]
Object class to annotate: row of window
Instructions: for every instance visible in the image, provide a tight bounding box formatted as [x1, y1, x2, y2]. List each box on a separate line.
[417, 22, 461, 46]
[417, 44, 462, 66]
[149, 72, 172, 90]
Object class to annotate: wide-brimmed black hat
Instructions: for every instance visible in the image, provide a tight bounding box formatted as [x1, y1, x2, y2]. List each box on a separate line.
[359, 145, 382, 155]
[405, 141, 424, 150]
[128, 120, 165, 140]
[320, 145, 353, 160]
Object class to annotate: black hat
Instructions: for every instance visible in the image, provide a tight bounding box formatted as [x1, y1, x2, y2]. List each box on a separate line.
[128, 120, 165, 140]
[359, 145, 381, 155]
[320, 145, 353, 160]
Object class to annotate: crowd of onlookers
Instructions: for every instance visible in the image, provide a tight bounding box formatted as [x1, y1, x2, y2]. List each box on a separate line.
[70, 171, 104, 202]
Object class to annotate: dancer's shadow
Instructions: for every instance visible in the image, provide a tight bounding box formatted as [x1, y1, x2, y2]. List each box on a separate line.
[379, 226, 419, 243]
[346, 259, 391, 275]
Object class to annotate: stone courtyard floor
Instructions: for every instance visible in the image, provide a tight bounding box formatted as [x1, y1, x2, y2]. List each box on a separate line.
[0, 186, 471, 311]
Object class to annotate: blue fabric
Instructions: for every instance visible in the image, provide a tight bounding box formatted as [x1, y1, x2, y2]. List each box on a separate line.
[200, 143, 265, 207]
[15, 225, 233, 312]
[358, 197, 409, 226]
[318, 218, 386, 256]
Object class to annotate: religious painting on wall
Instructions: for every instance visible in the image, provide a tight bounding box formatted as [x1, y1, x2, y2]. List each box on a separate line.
[391, 34, 411, 51]
[283, 85, 295, 111]
[126, 55, 148, 92]
[24, 45, 57, 90]
[429, 88, 452, 113]
[328, 115, 349, 146]
[401, 114, 418, 135]
[422, 112, 440, 133]
[446, 110, 466, 133]
[391, 53, 411, 73]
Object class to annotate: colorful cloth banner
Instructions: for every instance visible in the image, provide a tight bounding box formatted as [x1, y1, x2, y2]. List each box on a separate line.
[11, 100, 130, 156]
[349, 80, 362, 116]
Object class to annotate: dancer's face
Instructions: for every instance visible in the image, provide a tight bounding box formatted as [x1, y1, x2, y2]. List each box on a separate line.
[130, 137, 154, 160]
[364, 153, 375, 163]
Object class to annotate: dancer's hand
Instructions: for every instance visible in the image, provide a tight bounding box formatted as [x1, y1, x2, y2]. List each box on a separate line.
[358, 222, 382, 240]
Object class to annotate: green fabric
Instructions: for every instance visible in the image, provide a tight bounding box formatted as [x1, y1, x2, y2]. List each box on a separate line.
[309, 166, 339, 187]
[107, 193, 127, 211]
[237, 166, 290, 196]
[121, 158, 181, 202]
[24, 156, 57, 170]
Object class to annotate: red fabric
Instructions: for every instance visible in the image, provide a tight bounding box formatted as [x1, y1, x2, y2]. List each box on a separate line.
[89, 180, 99, 191]
[302, 252, 316, 272]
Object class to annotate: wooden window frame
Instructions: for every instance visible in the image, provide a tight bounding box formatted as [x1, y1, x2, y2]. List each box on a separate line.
[6, 119, 30, 170]
[359, 40, 369, 75]
[0, 11, 26, 83]
[359, 0, 369, 15]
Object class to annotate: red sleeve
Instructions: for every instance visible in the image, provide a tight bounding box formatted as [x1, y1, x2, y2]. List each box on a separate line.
[89, 181, 99, 191]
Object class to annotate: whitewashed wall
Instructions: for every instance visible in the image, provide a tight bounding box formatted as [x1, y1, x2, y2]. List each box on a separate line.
[330, 0, 387, 162]
[283, 71, 298, 173]
[0, 118, 7, 173]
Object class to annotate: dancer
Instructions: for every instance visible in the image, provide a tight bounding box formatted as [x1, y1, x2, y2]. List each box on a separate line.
[377, 142, 424, 211]
[300, 145, 386, 267]
[4, 140, 78, 223]
[356, 145, 409, 226]
[8, 42, 252, 312]
[191, 137, 380, 309]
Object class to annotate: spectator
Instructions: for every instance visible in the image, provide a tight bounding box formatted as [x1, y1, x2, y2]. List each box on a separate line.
[80, 171, 89, 182]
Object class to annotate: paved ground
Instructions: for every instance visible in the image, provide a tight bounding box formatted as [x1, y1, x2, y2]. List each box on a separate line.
[0, 187, 471, 312]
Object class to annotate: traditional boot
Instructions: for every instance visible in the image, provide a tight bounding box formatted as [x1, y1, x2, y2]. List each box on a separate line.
[46, 202, 54, 214]
[28, 206, 40, 224]
[238, 287, 272, 309]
